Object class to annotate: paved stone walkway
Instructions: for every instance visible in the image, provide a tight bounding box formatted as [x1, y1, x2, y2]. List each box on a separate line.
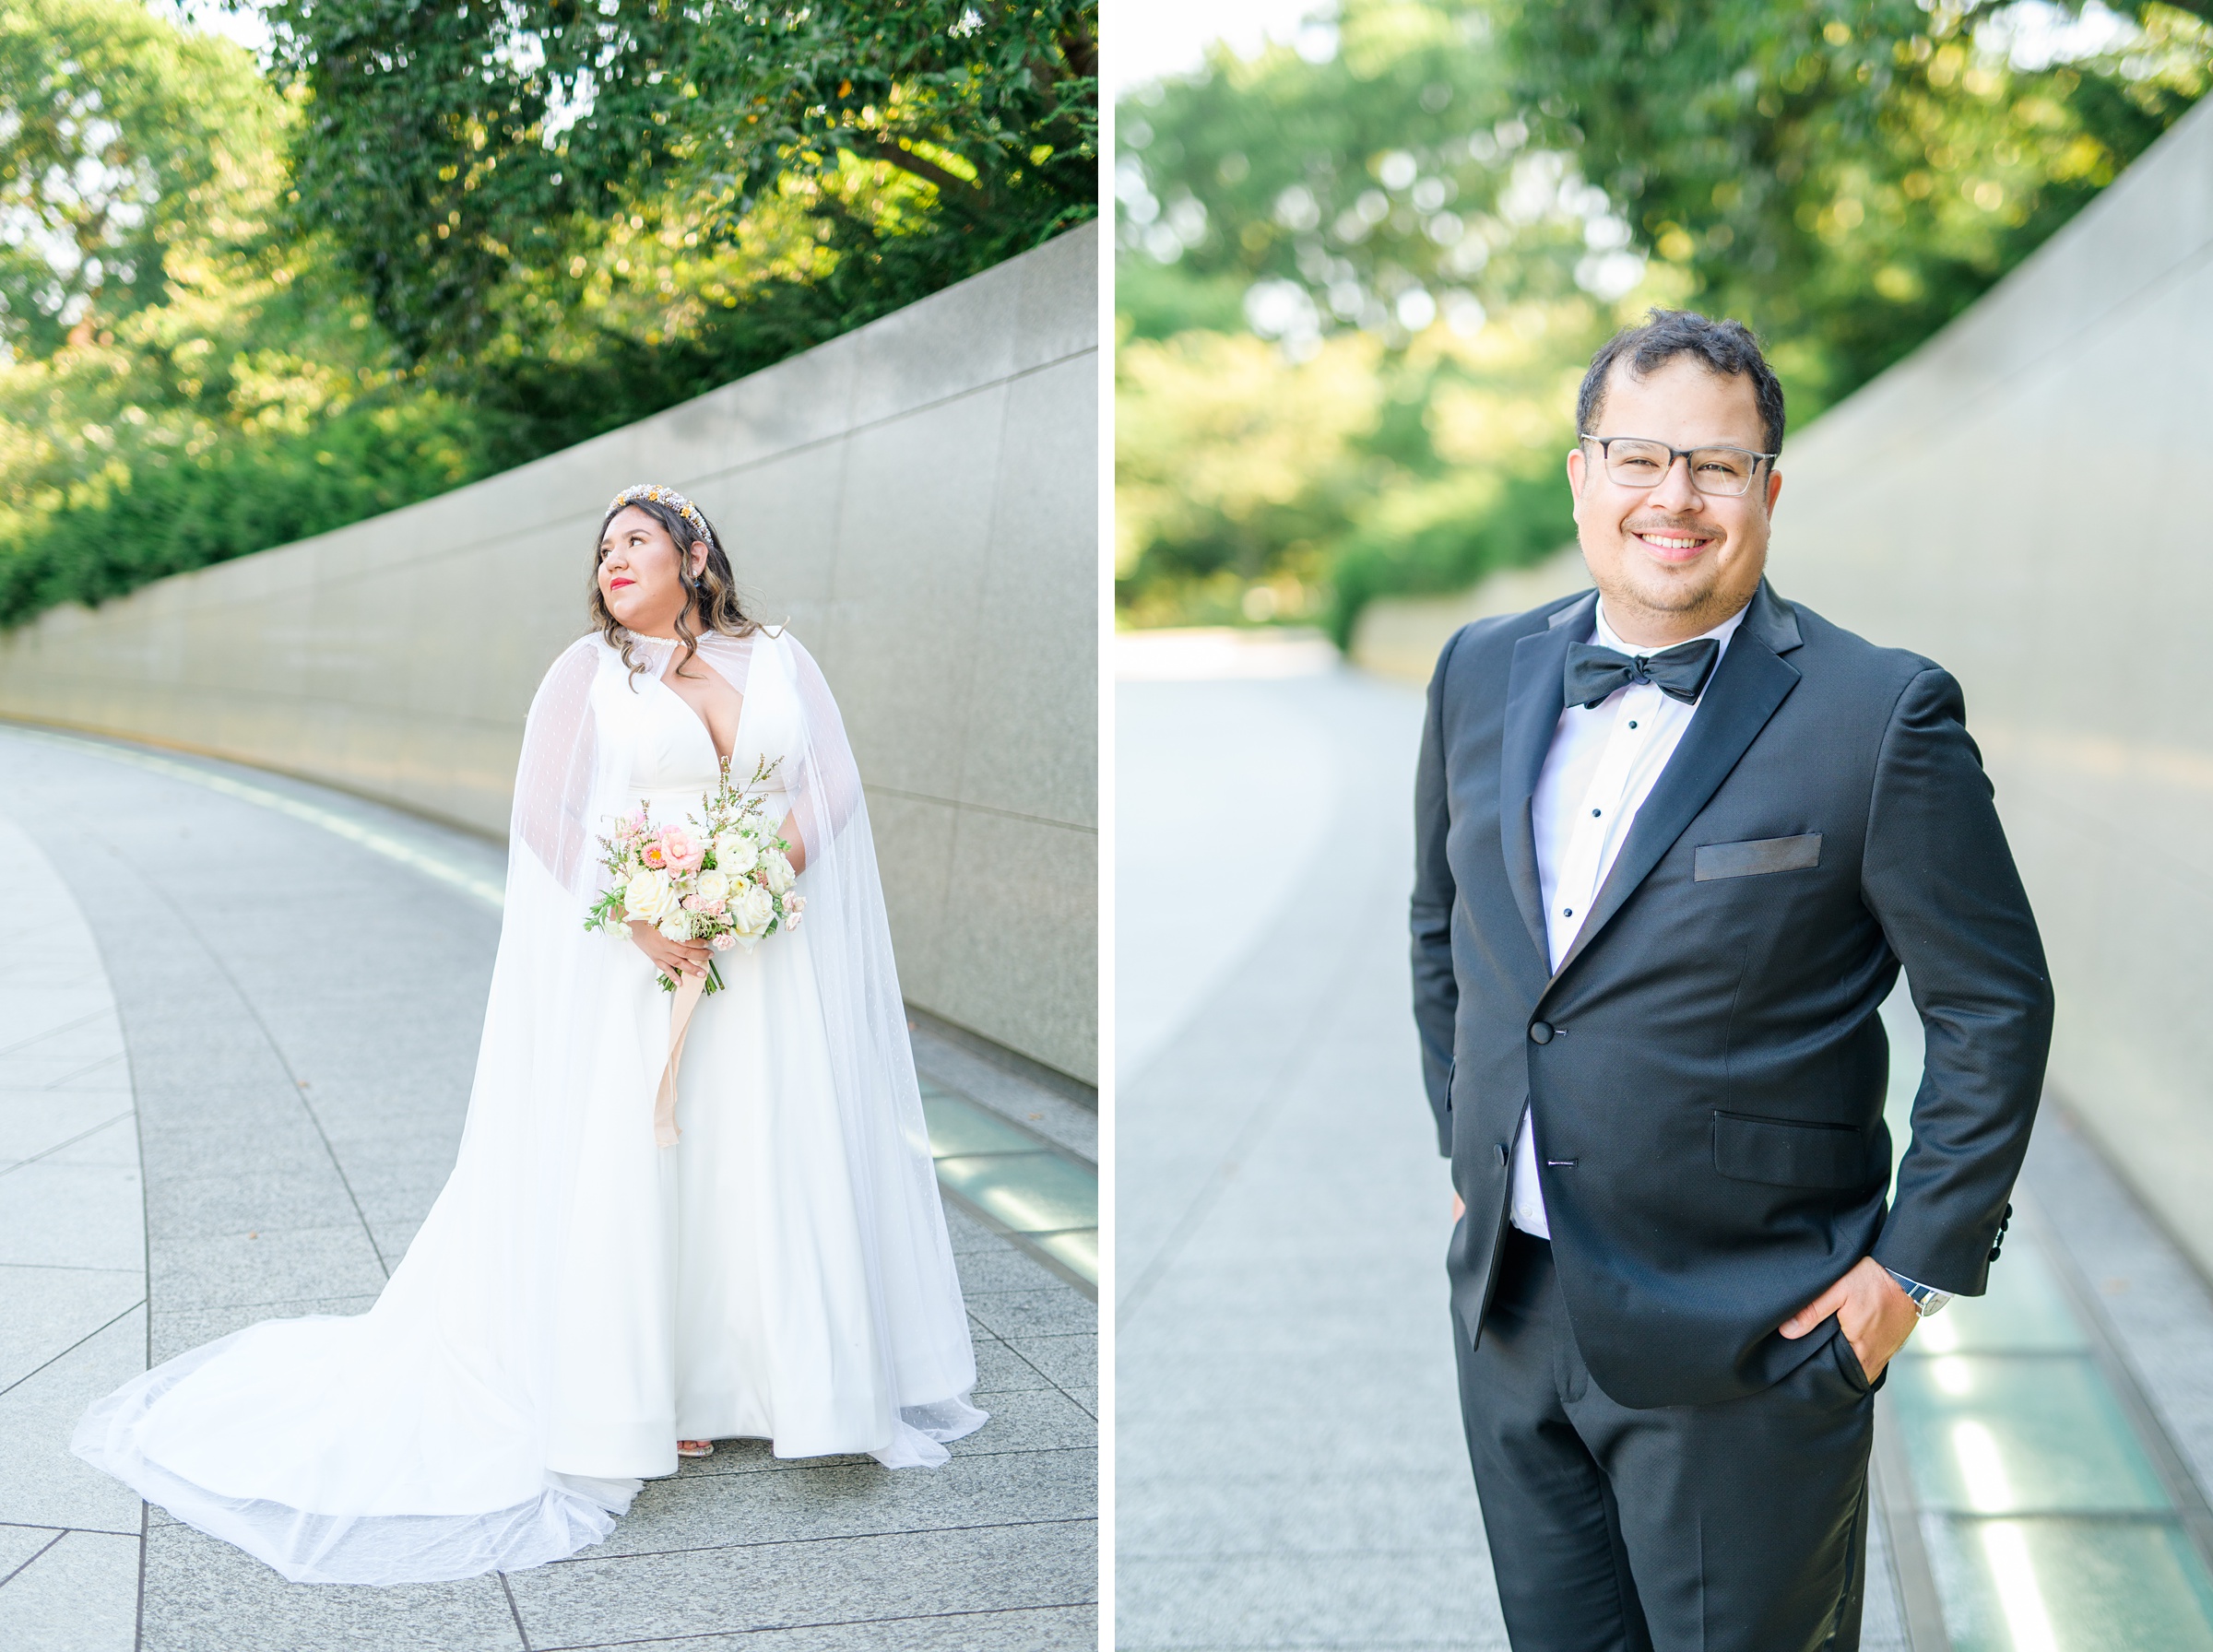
[0, 724, 1095, 1651]
[1117, 656, 1503, 1650]
[0, 811, 144, 1647]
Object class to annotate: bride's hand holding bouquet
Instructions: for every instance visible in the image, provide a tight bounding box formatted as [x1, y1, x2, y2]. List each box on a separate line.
[581, 754, 805, 1147]
[584, 754, 805, 994]
[628, 918, 711, 988]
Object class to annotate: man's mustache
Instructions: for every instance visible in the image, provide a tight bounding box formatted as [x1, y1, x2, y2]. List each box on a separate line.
[1622, 516, 1721, 539]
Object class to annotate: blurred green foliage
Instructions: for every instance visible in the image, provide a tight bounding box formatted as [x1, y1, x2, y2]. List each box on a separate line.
[1115, 0, 2211, 644]
[2, 0, 1095, 629]
[1504, 0, 2211, 399]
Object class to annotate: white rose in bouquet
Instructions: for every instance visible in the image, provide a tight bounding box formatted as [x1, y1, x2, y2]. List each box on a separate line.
[586, 758, 799, 993]
[624, 867, 680, 924]
[714, 832, 758, 876]
[730, 882, 776, 942]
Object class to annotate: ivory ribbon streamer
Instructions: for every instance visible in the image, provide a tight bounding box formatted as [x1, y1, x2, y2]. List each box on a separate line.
[655, 969, 709, 1147]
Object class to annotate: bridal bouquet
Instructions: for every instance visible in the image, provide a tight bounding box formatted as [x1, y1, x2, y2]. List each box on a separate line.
[585, 755, 805, 994]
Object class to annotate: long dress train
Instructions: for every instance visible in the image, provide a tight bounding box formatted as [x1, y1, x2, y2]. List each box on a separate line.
[73, 627, 983, 1584]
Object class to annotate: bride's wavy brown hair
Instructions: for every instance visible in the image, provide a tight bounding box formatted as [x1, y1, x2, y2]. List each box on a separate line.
[589, 493, 758, 681]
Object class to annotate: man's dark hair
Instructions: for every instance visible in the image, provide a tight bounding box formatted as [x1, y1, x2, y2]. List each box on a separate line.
[1575, 309, 1786, 460]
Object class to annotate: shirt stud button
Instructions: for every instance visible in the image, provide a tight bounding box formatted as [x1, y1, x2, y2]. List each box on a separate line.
[1562, 907, 1573, 917]
[1628, 720, 1639, 729]
[1591, 808, 1601, 817]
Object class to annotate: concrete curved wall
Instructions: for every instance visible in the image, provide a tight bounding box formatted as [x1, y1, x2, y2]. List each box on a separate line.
[1769, 100, 2213, 1272]
[0, 225, 1099, 1083]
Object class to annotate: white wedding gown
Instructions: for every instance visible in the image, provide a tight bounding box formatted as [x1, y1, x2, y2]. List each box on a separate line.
[605, 644, 953, 1457]
[75, 628, 985, 1584]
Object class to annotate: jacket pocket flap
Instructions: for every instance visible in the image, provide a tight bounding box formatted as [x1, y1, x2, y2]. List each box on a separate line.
[1694, 832, 1822, 881]
[1712, 1110, 1865, 1189]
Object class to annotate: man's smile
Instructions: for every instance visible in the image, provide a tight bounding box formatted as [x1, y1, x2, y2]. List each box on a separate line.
[1627, 525, 1717, 560]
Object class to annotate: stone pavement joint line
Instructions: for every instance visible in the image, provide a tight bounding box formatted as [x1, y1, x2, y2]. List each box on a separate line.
[10, 727, 507, 907]
[0, 726, 1095, 1652]
[0, 811, 148, 1652]
[1864, 1100, 2213, 1650]
[1117, 670, 1516, 1651]
[923, 1086, 1098, 1295]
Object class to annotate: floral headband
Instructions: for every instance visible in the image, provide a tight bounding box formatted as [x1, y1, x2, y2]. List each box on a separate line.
[608, 482, 716, 549]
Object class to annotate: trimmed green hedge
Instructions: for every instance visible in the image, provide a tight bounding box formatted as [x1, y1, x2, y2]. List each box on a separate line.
[1324, 469, 1569, 650]
[0, 395, 495, 628]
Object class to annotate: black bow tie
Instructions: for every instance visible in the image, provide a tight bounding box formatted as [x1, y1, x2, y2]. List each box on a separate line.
[1562, 637, 1721, 710]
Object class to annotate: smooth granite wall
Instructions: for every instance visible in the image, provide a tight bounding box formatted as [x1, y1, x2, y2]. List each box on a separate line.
[1768, 97, 2213, 1274]
[0, 225, 1099, 1083]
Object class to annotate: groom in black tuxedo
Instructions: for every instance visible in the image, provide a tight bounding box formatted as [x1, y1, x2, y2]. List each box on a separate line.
[1410, 309, 2052, 1650]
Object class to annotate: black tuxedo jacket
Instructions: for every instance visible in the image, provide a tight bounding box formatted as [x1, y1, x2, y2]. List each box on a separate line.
[1412, 580, 2053, 1408]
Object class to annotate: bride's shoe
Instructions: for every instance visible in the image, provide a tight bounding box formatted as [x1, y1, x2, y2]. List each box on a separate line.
[677, 1439, 716, 1458]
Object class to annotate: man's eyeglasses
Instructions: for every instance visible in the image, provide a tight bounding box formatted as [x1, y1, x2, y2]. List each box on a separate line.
[1578, 434, 1777, 499]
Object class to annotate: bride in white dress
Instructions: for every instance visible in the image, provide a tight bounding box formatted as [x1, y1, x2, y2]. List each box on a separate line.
[74, 483, 985, 1585]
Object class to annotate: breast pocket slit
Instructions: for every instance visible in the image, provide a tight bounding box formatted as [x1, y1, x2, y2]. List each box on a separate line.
[1692, 833, 1823, 882]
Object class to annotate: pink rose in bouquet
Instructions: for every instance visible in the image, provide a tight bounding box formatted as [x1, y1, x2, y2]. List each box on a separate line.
[658, 826, 704, 874]
[583, 755, 803, 992]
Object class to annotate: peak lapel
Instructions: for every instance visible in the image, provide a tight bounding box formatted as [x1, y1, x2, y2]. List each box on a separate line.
[1544, 584, 1804, 988]
[1499, 593, 1595, 970]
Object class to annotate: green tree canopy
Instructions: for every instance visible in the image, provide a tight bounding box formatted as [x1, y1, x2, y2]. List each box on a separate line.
[1115, 0, 2212, 643]
[1498, 0, 2212, 400]
[264, 0, 1095, 381]
[1, 0, 1095, 629]
[1118, 4, 1592, 350]
[0, 0, 287, 358]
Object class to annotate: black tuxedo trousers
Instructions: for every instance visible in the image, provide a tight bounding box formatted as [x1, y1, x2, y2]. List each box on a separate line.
[1411, 583, 2052, 1646]
[1459, 1233, 1876, 1652]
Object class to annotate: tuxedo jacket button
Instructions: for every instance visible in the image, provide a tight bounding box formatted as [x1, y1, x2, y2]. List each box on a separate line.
[1529, 1021, 1554, 1044]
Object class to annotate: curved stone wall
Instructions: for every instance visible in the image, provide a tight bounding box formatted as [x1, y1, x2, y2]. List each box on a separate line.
[0, 225, 1099, 1083]
[1769, 99, 2213, 1272]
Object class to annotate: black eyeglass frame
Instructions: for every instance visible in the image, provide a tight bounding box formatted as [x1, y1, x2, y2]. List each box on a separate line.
[1577, 432, 1779, 498]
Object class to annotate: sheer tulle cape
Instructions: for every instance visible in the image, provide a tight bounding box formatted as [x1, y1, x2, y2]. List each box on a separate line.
[73, 629, 982, 1585]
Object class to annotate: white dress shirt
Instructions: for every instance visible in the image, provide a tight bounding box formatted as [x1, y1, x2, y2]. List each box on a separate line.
[1508, 601, 1748, 1238]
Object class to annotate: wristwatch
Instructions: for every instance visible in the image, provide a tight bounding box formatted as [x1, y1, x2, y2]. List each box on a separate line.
[1885, 1268, 1953, 1318]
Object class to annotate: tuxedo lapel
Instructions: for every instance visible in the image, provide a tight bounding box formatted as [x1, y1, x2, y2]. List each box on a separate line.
[1545, 582, 1805, 987]
[1499, 592, 1596, 969]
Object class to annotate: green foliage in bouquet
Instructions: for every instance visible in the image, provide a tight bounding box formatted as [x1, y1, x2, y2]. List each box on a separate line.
[586, 754, 803, 995]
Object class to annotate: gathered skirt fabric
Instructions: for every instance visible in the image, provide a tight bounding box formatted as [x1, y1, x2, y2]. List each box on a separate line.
[73, 915, 980, 1583]
[673, 920, 891, 1454]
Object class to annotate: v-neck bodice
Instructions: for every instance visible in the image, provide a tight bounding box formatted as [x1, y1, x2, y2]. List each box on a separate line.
[627, 677, 729, 800]
[621, 657, 798, 819]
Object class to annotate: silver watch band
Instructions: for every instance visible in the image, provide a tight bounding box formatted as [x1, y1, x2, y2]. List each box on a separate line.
[1885, 1268, 1953, 1317]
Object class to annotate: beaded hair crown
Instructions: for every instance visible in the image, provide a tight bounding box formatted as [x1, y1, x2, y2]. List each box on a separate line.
[607, 483, 716, 549]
